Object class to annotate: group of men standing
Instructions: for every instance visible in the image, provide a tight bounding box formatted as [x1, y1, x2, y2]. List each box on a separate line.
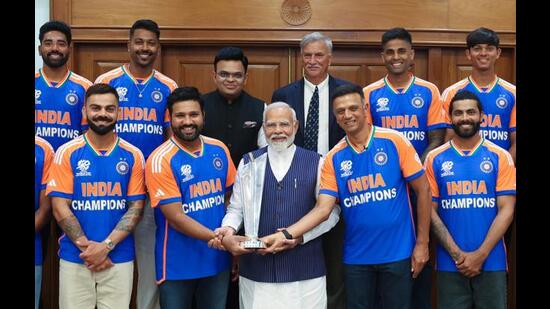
[35, 17, 515, 309]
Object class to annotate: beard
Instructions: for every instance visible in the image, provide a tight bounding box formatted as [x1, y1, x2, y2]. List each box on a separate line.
[452, 121, 481, 138]
[41, 52, 69, 68]
[268, 133, 295, 152]
[87, 116, 116, 135]
[173, 124, 202, 142]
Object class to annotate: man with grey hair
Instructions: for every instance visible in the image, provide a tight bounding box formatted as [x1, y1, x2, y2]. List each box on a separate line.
[271, 31, 355, 309]
[210, 102, 340, 308]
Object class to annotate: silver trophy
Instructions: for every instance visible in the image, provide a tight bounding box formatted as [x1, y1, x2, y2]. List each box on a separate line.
[241, 153, 266, 249]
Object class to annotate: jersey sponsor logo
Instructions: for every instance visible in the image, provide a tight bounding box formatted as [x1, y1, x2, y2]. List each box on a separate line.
[154, 188, 165, 198]
[116, 87, 129, 102]
[48, 179, 57, 187]
[76, 160, 92, 177]
[446, 180, 488, 196]
[495, 96, 508, 109]
[346, 173, 386, 193]
[181, 164, 194, 182]
[118, 107, 159, 122]
[480, 159, 494, 173]
[35, 89, 42, 104]
[340, 160, 353, 177]
[381, 115, 419, 129]
[65, 91, 79, 106]
[374, 150, 388, 166]
[116, 161, 130, 175]
[189, 178, 223, 199]
[411, 95, 424, 108]
[81, 181, 122, 197]
[151, 89, 163, 103]
[376, 98, 390, 112]
[441, 161, 454, 177]
[35, 110, 72, 125]
[213, 157, 223, 170]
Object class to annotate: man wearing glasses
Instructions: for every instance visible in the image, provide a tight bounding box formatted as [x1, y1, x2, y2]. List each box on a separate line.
[202, 47, 266, 167]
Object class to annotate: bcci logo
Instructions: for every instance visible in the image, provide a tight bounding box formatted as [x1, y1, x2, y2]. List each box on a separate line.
[75, 160, 92, 177]
[376, 98, 390, 112]
[65, 91, 78, 106]
[495, 96, 508, 109]
[116, 87, 129, 102]
[374, 150, 388, 166]
[180, 164, 194, 182]
[35, 89, 42, 104]
[411, 95, 424, 108]
[116, 161, 130, 175]
[213, 157, 223, 170]
[340, 160, 353, 177]
[151, 89, 163, 103]
[440, 161, 454, 177]
[480, 159, 493, 173]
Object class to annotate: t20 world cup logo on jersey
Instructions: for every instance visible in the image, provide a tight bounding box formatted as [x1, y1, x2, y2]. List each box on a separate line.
[35, 89, 42, 105]
[76, 160, 92, 177]
[340, 160, 353, 177]
[181, 164, 194, 182]
[116, 87, 129, 102]
[376, 98, 390, 112]
[440, 161, 454, 177]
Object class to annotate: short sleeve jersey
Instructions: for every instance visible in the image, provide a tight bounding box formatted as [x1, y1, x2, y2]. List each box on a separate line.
[46, 133, 146, 264]
[35, 136, 54, 265]
[364, 75, 446, 156]
[320, 126, 424, 264]
[35, 69, 92, 150]
[424, 138, 516, 271]
[146, 136, 236, 282]
[442, 77, 516, 150]
[95, 64, 178, 158]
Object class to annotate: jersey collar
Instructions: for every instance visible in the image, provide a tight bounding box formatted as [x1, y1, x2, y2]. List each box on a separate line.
[122, 64, 155, 85]
[83, 132, 119, 156]
[384, 73, 414, 94]
[171, 136, 204, 158]
[346, 125, 375, 154]
[449, 136, 484, 157]
[468, 75, 499, 93]
[39, 68, 71, 88]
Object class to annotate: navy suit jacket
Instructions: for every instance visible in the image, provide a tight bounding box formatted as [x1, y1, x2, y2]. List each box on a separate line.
[271, 75, 355, 150]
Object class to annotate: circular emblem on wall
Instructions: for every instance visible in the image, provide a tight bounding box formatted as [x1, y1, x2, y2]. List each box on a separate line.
[480, 160, 493, 173]
[151, 90, 163, 103]
[411, 96, 424, 108]
[374, 151, 388, 166]
[116, 161, 130, 175]
[281, 0, 312, 26]
[495, 97, 508, 109]
[65, 93, 78, 106]
[213, 157, 224, 170]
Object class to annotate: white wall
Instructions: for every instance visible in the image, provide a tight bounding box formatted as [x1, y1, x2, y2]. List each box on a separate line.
[35, 0, 50, 71]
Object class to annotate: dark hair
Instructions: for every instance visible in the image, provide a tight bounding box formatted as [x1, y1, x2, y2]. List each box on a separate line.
[449, 90, 483, 115]
[382, 27, 412, 47]
[85, 83, 119, 102]
[330, 84, 365, 104]
[39, 20, 72, 44]
[214, 47, 249, 73]
[167, 87, 204, 114]
[130, 19, 160, 39]
[466, 27, 499, 48]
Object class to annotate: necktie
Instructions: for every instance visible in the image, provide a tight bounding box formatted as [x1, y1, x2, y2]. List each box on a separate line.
[304, 86, 319, 151]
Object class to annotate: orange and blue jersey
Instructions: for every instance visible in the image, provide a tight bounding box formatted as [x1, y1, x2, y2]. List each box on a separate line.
[35, 136, 54, 266]
[35, 69, 92, 150]
[424, 138, 516, 272]
[320, 126, 424, 265]
[442, 76, 516, 150]
[364, 75, 446, 156]
[146, 136, 236, 282]
[45, 132, 146, 264]
[95, 64, 178, 158]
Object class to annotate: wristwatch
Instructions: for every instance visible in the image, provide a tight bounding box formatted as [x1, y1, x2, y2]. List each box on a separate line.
[104, 238, 115, 251]
[281, 229, 293, 240]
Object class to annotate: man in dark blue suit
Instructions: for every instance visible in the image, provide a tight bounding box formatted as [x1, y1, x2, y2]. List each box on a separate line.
[271, 32, 354, 309]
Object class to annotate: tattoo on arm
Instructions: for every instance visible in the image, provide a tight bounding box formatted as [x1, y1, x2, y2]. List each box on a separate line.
[115, 201, 144, 233]
[431, 216, 461, 261]
[58, 214, 85, 242]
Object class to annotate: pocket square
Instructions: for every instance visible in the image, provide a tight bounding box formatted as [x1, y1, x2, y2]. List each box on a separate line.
[243, 121, 257, 128]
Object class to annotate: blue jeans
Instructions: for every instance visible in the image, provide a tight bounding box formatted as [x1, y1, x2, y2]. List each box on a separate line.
[159, 270, 229, 309]
[35, 265, 42, 309]
[344, 258, 413, 309]
[437, 271, 507, 309]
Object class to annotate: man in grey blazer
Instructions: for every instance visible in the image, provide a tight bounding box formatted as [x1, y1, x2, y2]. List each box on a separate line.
[271, 32, 354, 309]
